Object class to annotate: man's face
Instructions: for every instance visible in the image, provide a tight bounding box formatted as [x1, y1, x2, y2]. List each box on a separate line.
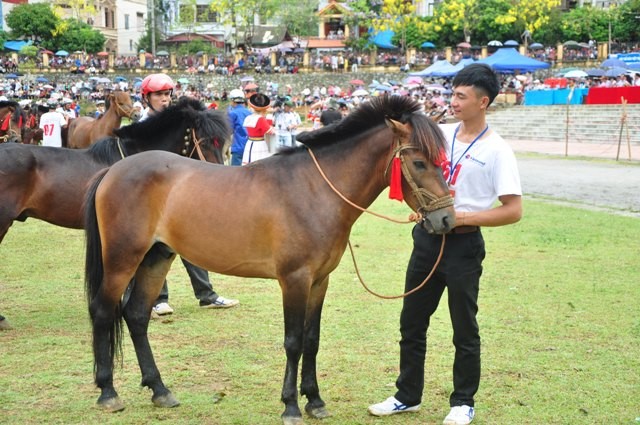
[149, 90, 172, 111]
[450, 85, 488, 120]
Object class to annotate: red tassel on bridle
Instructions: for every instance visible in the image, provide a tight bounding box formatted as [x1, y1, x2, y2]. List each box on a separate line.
[388, 155, 404, 202]
[0, 113, 11, 131]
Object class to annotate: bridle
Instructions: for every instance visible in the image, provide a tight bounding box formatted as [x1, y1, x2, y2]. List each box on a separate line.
[182, 127, 210, 161]
[384, 140, 454, 219]
[111, 95, 138, 120]
[0, 109, 22, 143]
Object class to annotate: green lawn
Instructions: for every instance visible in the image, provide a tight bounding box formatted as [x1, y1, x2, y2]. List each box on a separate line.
[0, 196, 638, 424]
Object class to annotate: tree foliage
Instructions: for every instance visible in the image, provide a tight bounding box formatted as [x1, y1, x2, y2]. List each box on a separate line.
[560, 6, 606, 42]
[430, 0, 480, 43]
[371, 0, 427, 51]
[51, 0, 96, 22]
[48, 19, 106, 53]
[494, 0, 561, 42]
[5, 3, 59, 42]
[277, 0, 319, 37]
[209, 0, 279, 49]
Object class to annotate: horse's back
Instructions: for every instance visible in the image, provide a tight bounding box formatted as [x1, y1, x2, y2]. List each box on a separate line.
[95, 151, 342, 278]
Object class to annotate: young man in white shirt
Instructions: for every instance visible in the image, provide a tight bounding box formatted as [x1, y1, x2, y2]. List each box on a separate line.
[39, 103, 67, 147]
[369, 63, 522, 425]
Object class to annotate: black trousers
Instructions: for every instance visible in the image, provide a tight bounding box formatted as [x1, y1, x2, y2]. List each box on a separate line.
[395, 224, 485, 408]
[156, 258, 218, 304]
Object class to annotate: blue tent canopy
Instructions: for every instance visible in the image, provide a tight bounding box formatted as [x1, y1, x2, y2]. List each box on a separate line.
[477, 48, 550, 72]
[410, 60, 454, 77]
[3, 40, 33, 51]
[371, 30, 397, 49]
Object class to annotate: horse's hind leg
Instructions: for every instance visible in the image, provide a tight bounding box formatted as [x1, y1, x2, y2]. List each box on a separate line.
[122, 244, 179, 408]
[90, 270, 131, 412]
[301, 276, 330, 420]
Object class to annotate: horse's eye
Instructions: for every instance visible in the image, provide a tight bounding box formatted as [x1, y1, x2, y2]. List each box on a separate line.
[413, 160, 426, 170]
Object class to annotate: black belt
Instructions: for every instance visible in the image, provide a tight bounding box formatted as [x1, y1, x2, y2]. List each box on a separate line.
[448, 226, 479, 234]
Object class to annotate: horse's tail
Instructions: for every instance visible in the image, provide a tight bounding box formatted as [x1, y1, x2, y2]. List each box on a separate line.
[84, 167, 124, 369]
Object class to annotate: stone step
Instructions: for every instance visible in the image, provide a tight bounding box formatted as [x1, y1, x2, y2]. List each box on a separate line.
[486, 105, 640, 144]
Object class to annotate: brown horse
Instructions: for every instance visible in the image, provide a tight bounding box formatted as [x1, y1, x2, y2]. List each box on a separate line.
[83, 95, 456, 423]
[67, 90, 141, 149]
[0, 100, 25, 144]
[0, 97, 228, 244]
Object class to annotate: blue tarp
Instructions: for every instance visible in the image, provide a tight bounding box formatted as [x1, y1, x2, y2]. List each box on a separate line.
[410, 58, 475, 77]
[477, 48, 550, 72]
[524, 88, 588, 106]
[431, 58, 476, 77]
[3, 40, 33, 51]
[371, 30, 397, 49]
[409, 60, 453, 77]
[615, 53, 640, 66]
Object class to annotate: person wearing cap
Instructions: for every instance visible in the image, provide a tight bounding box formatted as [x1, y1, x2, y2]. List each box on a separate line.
[94, 100, 106, 119]
[39, 102, 67, 147]
[242, 92, 274, 165]
[320, 98, 342, 126]
[243, 82, 258, 98]
[227, 88, 251, 166]
[273, 99, 301, 148]
[138, 73, 239, 316]
[61, 98, 77, 120]
[132, 100, 143, 119]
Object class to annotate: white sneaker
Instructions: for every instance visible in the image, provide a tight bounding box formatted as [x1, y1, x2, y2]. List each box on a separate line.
[153, 302, 174, 316]
[368, 396, 420, 416]
[200, 296, 239, 309]
[443, 405, 475, 425]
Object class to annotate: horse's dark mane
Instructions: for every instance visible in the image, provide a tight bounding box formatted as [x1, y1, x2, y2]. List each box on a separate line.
[0, 100, 25, 125]
[87, 97, 229, 163]
[295, 95, 446, 163]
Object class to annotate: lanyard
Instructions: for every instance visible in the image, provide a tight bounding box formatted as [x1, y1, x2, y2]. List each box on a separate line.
[449, 124, 489, 184]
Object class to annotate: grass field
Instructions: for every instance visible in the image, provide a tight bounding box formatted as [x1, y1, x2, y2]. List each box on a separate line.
[0, 194, 639, 425]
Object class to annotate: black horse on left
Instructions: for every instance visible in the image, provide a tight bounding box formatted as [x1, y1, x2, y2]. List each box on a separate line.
[0, 97, 230, 330]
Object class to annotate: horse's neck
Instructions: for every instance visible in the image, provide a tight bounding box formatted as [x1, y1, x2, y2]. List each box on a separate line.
[313, 131, 391, 211]
[100, 109, 123, 129]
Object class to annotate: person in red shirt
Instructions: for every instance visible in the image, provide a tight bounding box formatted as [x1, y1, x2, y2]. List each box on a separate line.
[242, 93, 274, 165]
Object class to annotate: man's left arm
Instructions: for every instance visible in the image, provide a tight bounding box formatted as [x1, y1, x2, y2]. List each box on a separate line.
[457, 194, 522, 228]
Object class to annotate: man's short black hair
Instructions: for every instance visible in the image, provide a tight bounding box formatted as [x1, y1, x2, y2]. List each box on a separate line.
[452, 63, 500, 105]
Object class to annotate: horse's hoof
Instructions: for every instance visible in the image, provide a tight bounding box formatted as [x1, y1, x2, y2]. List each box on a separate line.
[97, 396, 125, 412]
[0, 319, 13, 331]
[282, 416, 305, 425]
[152, 392, 180, 408]
[305, 404, 331, 419]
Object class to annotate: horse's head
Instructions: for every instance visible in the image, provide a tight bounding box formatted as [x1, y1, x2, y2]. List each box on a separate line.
[385, 116, 455, 234]
[182, 104, 230, 165]
[114, 97, 229, 164]
[0, 101, 24, 144]
[109, 91, 141, 122]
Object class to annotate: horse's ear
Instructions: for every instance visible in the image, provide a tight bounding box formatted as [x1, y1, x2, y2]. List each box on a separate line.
[385, 118, 411, 138]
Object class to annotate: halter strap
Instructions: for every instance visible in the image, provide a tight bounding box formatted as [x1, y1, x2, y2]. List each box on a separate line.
[385, 141, 454, 213]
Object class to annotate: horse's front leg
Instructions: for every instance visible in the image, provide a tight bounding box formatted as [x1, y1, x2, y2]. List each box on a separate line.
[279, 276, 311, 425]
[123, 253, 179, 408]
[301, 276, 330, 419]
